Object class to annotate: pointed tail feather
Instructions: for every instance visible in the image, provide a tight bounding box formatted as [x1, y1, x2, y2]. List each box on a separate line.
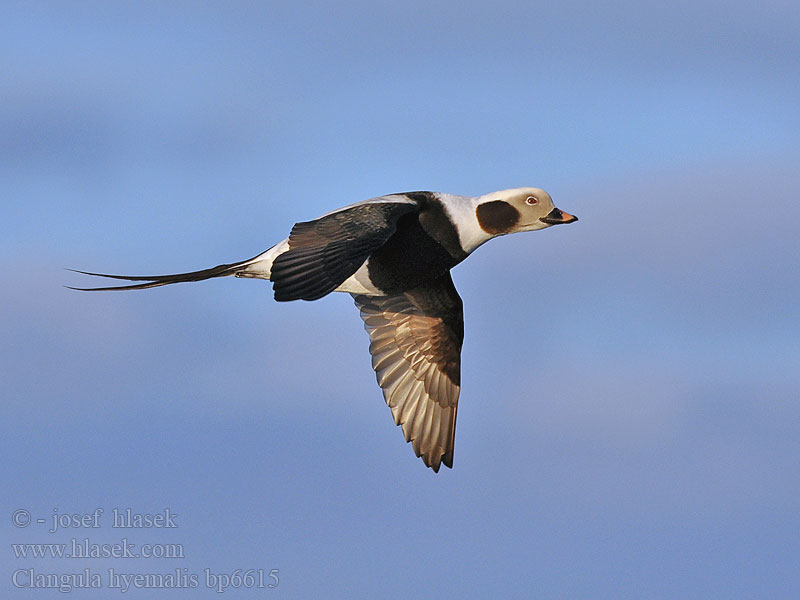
[66, 255, 262, 292]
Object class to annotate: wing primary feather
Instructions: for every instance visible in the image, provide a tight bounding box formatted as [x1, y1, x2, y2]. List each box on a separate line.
[353, 272, 464, 472]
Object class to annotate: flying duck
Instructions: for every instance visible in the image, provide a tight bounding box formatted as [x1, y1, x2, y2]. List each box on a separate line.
[71, 188, 577, 471]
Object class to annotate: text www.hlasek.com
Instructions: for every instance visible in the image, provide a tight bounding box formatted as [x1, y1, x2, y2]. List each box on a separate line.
[12, 539, 183, 559]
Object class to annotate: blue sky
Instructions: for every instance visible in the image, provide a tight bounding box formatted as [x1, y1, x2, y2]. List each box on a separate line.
[2, 1, 799, 598]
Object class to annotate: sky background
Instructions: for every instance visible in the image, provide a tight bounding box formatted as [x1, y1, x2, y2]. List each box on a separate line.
[2, 1, 799, 598]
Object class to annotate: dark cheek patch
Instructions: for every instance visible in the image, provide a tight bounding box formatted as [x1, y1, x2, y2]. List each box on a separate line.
[476, 201, 520, 234]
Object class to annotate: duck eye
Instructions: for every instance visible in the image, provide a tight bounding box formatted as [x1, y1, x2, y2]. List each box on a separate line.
[525, 196, 539, 206]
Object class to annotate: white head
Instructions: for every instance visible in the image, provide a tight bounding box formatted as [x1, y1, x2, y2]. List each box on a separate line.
[475, 187, 577, 235]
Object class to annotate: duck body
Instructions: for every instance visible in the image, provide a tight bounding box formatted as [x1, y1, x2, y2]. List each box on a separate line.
[256, 191, 472, 300]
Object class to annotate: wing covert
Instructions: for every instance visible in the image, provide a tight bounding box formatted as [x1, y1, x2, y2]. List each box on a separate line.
[271, 201, 419, 301]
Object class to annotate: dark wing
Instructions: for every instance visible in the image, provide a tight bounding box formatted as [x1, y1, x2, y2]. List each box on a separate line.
[271, 200, 419, 301]
[353, 272, 464, 472]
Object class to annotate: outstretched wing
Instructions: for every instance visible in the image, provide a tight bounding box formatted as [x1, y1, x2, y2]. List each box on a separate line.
[271, 200, 419, 301]
[353, 272, 464, 472]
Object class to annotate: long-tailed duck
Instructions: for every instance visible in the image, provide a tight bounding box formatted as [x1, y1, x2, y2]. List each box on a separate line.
[71, 188, 577, 471]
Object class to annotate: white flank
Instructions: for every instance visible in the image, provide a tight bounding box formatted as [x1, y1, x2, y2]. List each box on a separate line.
[235, 238, 290, 280]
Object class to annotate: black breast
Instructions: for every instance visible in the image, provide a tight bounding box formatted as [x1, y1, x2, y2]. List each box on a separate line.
[367, 193, 468, 295]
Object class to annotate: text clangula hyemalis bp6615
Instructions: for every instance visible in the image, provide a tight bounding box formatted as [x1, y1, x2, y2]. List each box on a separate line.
[71, 188, 577, 472]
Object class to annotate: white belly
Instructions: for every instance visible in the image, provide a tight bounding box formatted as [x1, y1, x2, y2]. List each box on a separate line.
[334, 261, 382, 295]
